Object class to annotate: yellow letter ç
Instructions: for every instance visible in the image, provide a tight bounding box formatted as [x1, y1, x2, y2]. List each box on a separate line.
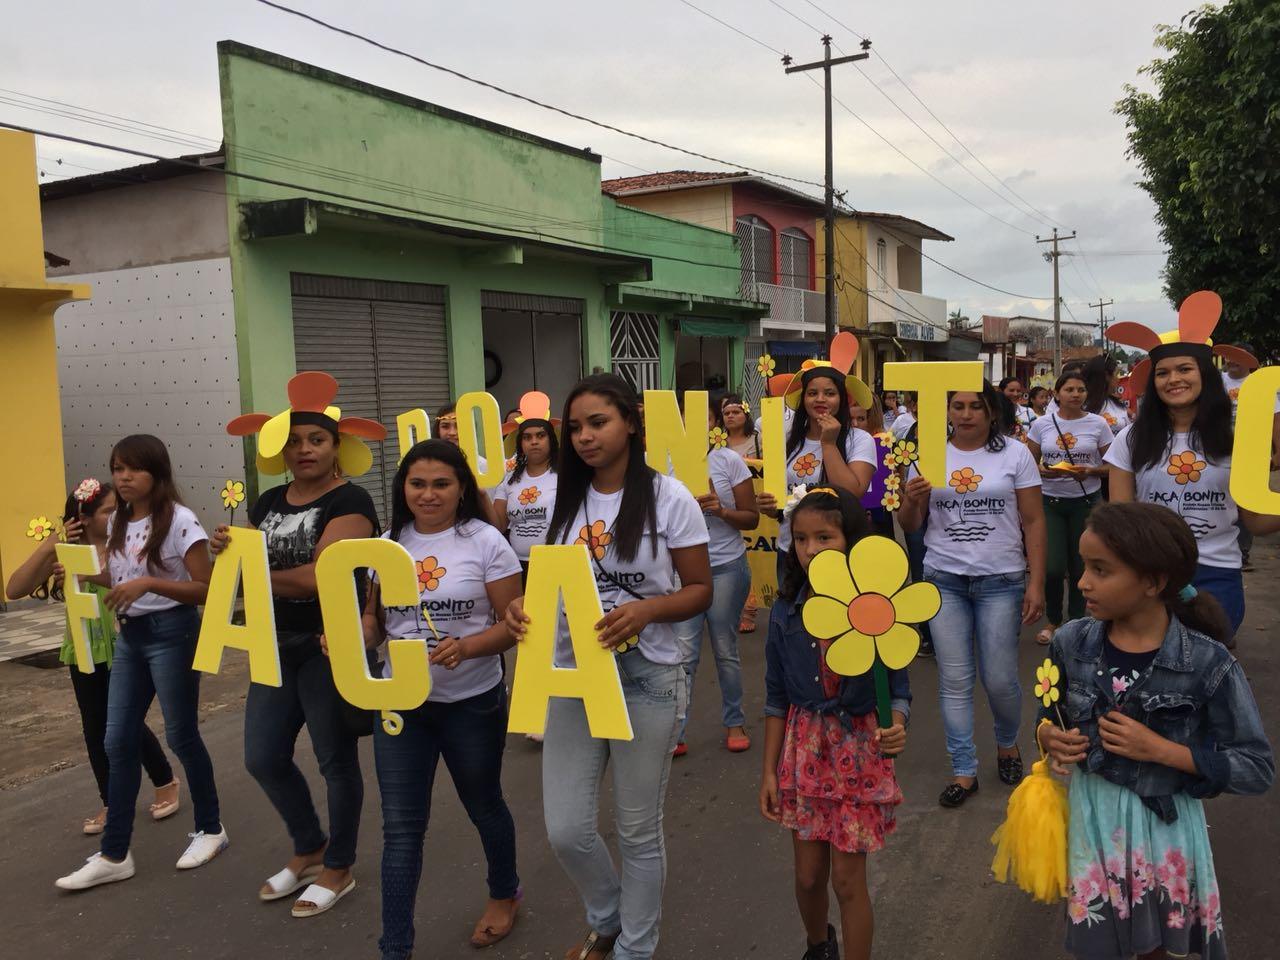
[507, 544, 633, 740]
[192, 528, 282, 687]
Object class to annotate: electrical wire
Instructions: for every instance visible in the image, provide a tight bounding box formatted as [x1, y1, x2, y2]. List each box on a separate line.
[254, 0, 823, 189]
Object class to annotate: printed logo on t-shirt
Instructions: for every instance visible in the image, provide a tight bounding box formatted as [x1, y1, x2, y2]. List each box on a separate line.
[1102, 413, 1119, 429]
[1228, 388, 1240, 403]
[518, 486, 541, 505]
[937, 467, 1004, 543]
[792, 452, 819, 478]
[258, 507, 322, 570]
[415, 556, 447, 591]
[1166, 451, 1206, 486]
[1055, 433, 1078, 451]
[576, 521, 612, 560]
[505, 457, 517, 472]
[1146, 450, 1224, 541]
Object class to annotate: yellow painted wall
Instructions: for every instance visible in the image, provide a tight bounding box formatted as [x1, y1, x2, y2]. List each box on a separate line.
[0, 131, 90, 600]
[610, 185, 735, 234]
[817, 216, 873, 383]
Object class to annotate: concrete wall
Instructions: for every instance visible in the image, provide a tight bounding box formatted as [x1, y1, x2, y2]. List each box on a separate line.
[53, 257, 241, 532]
[43, 171, 229, 276]
[821, 216, 870, 335]
[609, 184, 735, 233]
[603, 200, 742, 299]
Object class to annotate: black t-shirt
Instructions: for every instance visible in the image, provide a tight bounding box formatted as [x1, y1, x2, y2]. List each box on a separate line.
[250, 481, 380, 636]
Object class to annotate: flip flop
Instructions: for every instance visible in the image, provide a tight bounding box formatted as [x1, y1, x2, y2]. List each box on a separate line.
[291, 877, 356, 918]
[1035, 627, 1055, 646]
[260, 863, 324, 902]
[726, 734, 751, 753]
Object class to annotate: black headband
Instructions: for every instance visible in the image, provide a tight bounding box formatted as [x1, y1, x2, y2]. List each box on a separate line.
[291, 411, 340, 435]
[801, 365, 844, 388]
[517, 417, 553, 435]
[1149, 341, 1212, 365]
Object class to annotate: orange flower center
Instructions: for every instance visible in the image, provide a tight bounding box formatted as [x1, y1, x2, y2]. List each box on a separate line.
[847, 593, 895, 636]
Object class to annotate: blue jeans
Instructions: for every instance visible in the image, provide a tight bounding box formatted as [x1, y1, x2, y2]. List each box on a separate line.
[244, 633, 363, 870]
[1193, 563, 1245, 638]
[101, 606, 221, 859]
[375, 682, 518, 960]
[543, 654, 686, 960]
[925, 567, 1026, 778]
[674, 554, 751, 740]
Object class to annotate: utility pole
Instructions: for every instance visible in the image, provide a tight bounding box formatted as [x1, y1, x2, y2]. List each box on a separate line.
[1090, 297, 1114, 345]
[1036, 227, 1077, 375]
[784, 37, 871, 344]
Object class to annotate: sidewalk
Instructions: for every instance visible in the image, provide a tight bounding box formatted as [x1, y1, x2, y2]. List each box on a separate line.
[0, 599, 65, 663]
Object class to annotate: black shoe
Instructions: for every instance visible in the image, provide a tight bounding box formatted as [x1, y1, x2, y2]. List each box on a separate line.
[938, 780, 979, 808]
[917, 638, 935, 658]
[1242, 551, 1254, 572]
[801, 923, 839, 960]
[998, 748, 1024, 785]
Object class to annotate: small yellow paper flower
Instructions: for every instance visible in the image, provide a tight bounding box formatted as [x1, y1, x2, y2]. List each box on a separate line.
[884, 473, 901, 491]
[708, 426, 729, 449]
[881, 490, 902, 511]
[801, 536, 942, 676]
[220, 480, 246, 510]
[614, 635, 640, 655]
[1034, 658, 1061, 708]
[757, 354, 776, 378]
[26, 516, 54, 541]
[884, 440, 918, 469]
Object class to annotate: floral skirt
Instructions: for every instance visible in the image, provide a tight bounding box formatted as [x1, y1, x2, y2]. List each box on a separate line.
[1065, 772, 1225, 959]
[778, 707, 902, 854]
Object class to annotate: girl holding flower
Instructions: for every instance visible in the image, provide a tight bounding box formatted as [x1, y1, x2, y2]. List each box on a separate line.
[1039, 502, 1272, 959]
[760, 486, 909, 960]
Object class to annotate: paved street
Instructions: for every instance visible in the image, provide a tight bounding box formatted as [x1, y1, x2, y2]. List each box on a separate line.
[2, 541, 1278, 959]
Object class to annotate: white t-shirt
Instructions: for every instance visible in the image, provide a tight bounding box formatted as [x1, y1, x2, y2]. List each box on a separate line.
[1095, 397, 1131, 432]
[378, 519, 521, 703]
[1104, 426, 1240, 568]
[1027, 411, 1114, 498]
[106, 505, 208, 615]
[1222, 370, 1280, 423]
[913, 440, 1041, 576]
[704, 447, 752, 567]
[496, 466, 557, 562]
[890, 411, 916, 441]
[777, 429, 878, 551]
[551, 473, 708, 666]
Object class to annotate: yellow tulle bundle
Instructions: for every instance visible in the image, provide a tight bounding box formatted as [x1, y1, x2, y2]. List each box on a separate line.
[990, 753, 1070, 903]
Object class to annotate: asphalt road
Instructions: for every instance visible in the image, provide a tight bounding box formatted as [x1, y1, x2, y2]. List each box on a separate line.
[3, 543, 1280, 959]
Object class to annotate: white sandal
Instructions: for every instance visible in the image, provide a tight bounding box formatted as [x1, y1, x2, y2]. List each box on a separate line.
[259, 863, 323, 902]
[291, 877, 356, 918]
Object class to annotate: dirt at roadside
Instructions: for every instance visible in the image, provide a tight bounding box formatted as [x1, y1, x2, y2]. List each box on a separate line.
[0, 651, 251, 791]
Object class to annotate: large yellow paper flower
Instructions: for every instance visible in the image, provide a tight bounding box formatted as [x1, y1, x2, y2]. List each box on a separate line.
[708, 426, 728, 449]
[756, 354, 776, 377]
[801, 535, 941, 676]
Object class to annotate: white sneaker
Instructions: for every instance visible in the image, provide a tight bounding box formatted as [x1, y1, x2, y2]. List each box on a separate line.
[55, 852, 135, 890]
[176, 827, 229, 870]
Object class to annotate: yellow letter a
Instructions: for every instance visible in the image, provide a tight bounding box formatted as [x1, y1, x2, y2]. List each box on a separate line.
[192, 528, 282, 686]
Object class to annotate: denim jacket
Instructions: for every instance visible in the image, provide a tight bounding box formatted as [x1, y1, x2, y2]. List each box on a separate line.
[765, 593, 911, 727]
[1044, 616, 1274, 822]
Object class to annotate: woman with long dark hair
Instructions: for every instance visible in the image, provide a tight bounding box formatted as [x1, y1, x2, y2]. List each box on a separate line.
[493, 400, 560, 581]
[505, 373, 712, 960]
[899, 383, 1046, 808]
[7, 480, 177, 837]
[55, 435, 221, 890]
[756, 353, 877, 583]
[364, 439, 524, 957]
[1081, 353, 1130, 430]
[1105, 312, 1280, 640]
[1026, 370, 1113, 645]
[214, 373, 383, 917]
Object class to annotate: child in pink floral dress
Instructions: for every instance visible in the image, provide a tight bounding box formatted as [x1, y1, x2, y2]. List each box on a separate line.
[760, 487, 910, 960]
[1040, 503, 1273, 959]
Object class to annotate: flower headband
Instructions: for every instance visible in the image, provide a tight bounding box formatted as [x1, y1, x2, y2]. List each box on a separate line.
[782, 484, 839, 520]
[502, 390, 562, 457]
[1107, 291, 1254, 398]
[227, 371, 387, 476]
[782, 331, 874, 411]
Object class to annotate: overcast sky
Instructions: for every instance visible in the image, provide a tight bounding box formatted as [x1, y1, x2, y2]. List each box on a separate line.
[2, 0, 1194, 331]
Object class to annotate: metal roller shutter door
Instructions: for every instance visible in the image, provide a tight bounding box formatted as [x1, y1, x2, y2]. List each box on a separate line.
[291, 286, 448, 525]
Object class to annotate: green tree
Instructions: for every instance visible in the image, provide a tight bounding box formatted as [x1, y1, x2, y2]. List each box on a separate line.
[1116, 2, 1280, 358]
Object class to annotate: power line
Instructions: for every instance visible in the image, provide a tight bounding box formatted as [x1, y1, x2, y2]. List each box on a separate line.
[254, 0, 824, 189]
[869, 219, 1049, 300]
[680, 0, 786, 57]
[794, 0, 1068, 230]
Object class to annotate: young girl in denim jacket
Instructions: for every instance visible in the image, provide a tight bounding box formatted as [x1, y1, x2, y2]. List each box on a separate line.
[1040, 502, 1273, 959]
[760, 487, 910, 960]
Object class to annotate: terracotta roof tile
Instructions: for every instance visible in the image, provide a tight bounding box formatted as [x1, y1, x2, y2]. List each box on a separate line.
[601, 170, 750, 195]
